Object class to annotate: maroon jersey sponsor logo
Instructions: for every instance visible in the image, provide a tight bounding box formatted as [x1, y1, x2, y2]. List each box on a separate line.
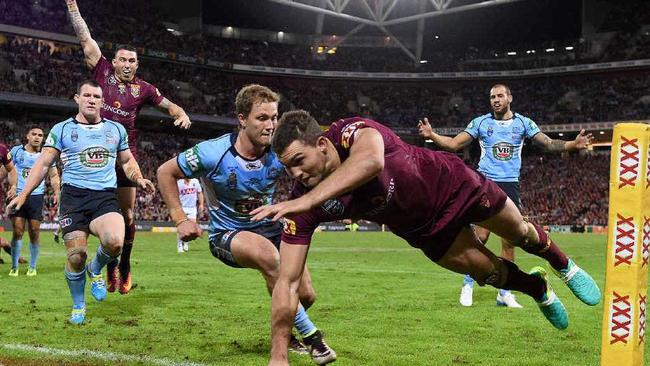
[102, 102, 130, 118]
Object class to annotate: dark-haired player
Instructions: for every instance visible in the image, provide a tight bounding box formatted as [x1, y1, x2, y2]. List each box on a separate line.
[252, 111, 600, 365]
[66, 0, 192, 294]
[7, 127, 60, 276]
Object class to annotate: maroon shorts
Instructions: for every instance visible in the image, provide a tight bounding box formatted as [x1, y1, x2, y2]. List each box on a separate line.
[392, 169, 508, 262]
[116, 145, 138, 188]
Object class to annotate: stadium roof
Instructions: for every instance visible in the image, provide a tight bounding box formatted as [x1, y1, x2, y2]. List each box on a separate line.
[203, 0, 581, 61]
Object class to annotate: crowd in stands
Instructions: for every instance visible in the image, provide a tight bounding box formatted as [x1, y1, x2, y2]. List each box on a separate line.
[0, 118, 610, 226]
[2, 0, 650, 73]
[3, 35, 650, 130]
[520, 152, 609, 226]
[0, 0, 630, 227]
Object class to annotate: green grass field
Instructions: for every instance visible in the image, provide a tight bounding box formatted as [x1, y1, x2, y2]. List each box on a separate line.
[0, 231, 644, 365]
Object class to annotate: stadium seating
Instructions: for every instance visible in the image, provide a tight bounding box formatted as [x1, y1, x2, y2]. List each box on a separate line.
[2, 35, 650, 129]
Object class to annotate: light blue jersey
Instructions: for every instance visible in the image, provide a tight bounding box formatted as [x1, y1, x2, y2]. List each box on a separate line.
[464, 112, 540, 182]
[10, 145, 45, 195]
[176, 133, 284, 236]
[44, 118, 129, 190]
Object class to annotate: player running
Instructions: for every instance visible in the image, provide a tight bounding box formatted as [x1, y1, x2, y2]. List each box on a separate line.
[157, 85, 336, 364]
[7, 80, 155, 324]
[65, 0, 192, 294]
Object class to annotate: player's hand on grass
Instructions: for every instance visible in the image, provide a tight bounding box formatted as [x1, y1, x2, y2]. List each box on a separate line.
[573, 129, 594, 150]
[137, 178, 156, 194]
[174, 114, 192, 129]
[177, 220, 202, 241]
[417, 117, 433, 139]
[250, 196, 313, 222]
[6, 194, 26, 214]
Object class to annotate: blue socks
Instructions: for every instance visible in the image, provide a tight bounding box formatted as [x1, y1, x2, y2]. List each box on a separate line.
[65, 267, 87, 308]
[29, 242, 39, 269]
[463, 274, 475, 287]
[294, 305, 317, 337]
[87, 245, 115, 276]
[10, 239, 22, 269]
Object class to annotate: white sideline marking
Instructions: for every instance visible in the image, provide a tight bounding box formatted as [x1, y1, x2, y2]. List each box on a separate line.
[1, 344, 208, 366]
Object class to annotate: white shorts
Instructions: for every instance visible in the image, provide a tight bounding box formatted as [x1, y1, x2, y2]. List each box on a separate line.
[182, 207, 197, 220]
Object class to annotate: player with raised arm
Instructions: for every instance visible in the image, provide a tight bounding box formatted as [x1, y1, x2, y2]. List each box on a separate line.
[7, 80, 155, 324]
[418, 84, 593, 308]
[157, 85, 336, 364]
[65, 0, 191, 294]
[251, 111, 600, 366]
[7, 127, 60, 276]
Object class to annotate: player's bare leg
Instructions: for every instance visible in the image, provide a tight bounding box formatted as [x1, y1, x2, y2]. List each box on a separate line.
[109, 186, 136, 294]
[230, 232, 336, 363]
[460, 225, 521, 307]
[435, 226, 568, 329]
[478, 198, 601, 306]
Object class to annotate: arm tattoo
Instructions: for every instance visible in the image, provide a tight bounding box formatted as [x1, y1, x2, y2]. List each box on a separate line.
[124, 161, 143, 182]
[535, 133, 566, 153]
[66, 1, 91, 40]
[547, 138, 566, 152]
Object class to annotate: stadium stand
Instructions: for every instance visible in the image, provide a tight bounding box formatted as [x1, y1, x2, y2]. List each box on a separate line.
[2, 34, 650, 129]
[0, 0, 645, 227]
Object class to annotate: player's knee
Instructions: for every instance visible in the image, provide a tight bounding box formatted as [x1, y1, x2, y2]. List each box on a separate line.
[259, 258, 281, 280]
[12, 229, 24, 240]
[508, 221, 532, 248]
[300, 288, 317, 309]
[122, 209, 135, 225]
[100, 232, 123, 255]
[474, 258, 507, 288]
[66, 247, 87, 270]
[28, 230, 40, 243]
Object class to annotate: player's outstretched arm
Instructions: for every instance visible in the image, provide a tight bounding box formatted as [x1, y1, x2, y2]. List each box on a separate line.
[65, 0, 101, 69]
[418, 117, 473, 152]
[157, 159, 202, 240]
[7, 148, 59, 212]
[305, 127, 384, 208]
[269, 243, 309, 366]
[251, 128, 385, 222]
[532, 129, 593, 153]
[156, 98, 192, 129]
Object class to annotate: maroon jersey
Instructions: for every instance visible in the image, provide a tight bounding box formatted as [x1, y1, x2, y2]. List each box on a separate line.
[93, 56, 164, 156]
[0, 143, 11, 166]
[282, 117, 507, 261]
